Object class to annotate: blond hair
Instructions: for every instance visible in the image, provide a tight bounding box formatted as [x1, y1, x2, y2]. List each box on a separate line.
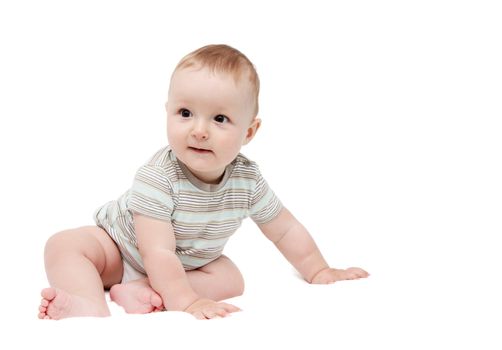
[173, 44, 260, 117]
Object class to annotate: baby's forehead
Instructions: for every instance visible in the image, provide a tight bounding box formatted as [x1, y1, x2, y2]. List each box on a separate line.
[174, 64, 251, 85]
[170, 66, 254, 96]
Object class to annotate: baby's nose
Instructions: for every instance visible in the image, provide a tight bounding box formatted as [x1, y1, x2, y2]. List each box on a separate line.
[191, 119, 209, 140]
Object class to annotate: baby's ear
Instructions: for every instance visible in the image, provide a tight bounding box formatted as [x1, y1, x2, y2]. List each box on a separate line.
[243, 118, 261, 145]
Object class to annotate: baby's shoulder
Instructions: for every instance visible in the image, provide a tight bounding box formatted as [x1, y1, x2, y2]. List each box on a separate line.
[232, 153, 262, 177]
[137, 146, 179, 184]
[234, 152, 253, 166]
[145, 146, 174, 167]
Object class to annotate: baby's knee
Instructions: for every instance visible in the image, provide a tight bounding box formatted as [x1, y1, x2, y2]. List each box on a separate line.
[226, 266, 245, 297]
[44, 228, 86, 258]
[231, 275, 245, 297]
[44, 231, 73, 258]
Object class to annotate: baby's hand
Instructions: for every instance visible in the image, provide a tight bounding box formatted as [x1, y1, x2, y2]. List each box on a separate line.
[310, 267, 369, 284]
[184, 298, 241, 320]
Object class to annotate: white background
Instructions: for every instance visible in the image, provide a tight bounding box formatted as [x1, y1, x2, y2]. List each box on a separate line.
[1, 0, 501, 349]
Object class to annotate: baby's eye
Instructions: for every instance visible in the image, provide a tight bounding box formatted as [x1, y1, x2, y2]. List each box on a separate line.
[179, 108, 192, 118]
[214, 114, 229, 123]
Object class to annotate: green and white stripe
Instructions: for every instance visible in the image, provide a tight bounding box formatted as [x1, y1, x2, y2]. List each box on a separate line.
[94, 146, 282, 273]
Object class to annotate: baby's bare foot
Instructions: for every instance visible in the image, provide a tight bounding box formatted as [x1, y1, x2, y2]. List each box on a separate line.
[38, 288, 110, 320]
[110, 279, 164, 314]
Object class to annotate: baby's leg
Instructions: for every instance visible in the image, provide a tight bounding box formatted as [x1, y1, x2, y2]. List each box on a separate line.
[39, 226, 123, 319]
[187, 255, 245, 301]
[110, 255, 244, 313]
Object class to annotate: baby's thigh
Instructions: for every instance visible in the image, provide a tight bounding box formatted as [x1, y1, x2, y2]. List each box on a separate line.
[87, 226, 123, 287]
[201, 255, 244, 285]
[46, 226, 123, 287]
[200, 255, 237, 271]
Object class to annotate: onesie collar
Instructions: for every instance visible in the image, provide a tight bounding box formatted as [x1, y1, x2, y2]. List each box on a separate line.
[174, 155, 235, 192]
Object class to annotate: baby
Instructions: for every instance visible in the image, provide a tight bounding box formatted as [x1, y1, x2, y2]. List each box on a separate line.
[38, 44, 369, 320]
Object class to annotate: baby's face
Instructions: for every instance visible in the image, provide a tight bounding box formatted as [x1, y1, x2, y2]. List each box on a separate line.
[166, 66, 259, 184]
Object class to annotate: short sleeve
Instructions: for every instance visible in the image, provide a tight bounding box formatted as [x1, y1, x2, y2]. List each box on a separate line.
[128, 165, 174, 221]
[249, 170, 283, 224]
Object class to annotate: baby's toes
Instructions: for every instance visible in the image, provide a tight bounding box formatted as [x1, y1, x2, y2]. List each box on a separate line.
[150, 293, 163, 309]
[38, 306, 49, 319]
[38, 298, 49, 318]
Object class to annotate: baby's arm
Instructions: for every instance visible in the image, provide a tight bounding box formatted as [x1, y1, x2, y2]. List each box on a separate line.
[258, 207, 369, 283]
[134, 213, 239, 318]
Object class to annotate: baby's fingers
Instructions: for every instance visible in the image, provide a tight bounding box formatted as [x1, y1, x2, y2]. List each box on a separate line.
[203, 303, 240, 319]
[192, 311, 206, 320]
[347, 267, 370, 278]
[192, 303, 241, 320]
[190, 309, 219, 320]
[218, 302, 241, 313]
[205, 307, 230, 319]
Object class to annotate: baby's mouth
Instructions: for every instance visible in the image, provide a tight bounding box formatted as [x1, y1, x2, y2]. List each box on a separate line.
[188, 146, 213, 154]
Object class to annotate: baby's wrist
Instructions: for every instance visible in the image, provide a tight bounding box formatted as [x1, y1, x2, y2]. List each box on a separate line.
[161, 292, 199, 311]
[308, 266, 330, 283]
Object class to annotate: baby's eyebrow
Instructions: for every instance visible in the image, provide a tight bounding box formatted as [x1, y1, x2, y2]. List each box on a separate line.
[174, 99, 192, 107]
[168, 101, 190, 110]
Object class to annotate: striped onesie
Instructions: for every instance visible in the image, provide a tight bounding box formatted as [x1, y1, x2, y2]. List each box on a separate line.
[93, 146, 282, 274]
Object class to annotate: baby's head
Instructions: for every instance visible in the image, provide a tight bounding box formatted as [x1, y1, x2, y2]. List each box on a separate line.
[173, 44, 260, 117]
[166, 44, 262, 184]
